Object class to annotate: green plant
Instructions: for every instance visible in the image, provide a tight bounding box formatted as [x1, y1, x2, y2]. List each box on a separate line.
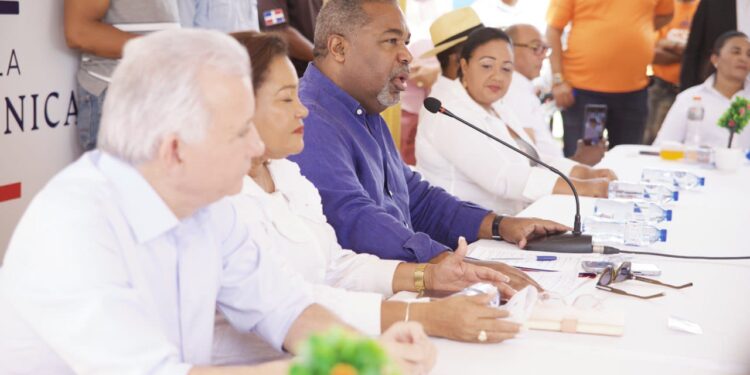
[717, 96, 750, 148]
[289, 329, 399, 375]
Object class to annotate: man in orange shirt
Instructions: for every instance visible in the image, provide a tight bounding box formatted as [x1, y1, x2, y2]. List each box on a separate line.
[547, 0, 674, 156]
[644, 0, 701, 144]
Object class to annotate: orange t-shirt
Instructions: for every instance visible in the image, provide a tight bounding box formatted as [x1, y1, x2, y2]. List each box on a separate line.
[652, 0, 700, 85]
[548, 0, 674, 93]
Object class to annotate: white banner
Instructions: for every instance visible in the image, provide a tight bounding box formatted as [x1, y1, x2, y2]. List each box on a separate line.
[0, 0, 81, 262]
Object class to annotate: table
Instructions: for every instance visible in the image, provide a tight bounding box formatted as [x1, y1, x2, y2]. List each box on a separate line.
[432, 145, 750, 375]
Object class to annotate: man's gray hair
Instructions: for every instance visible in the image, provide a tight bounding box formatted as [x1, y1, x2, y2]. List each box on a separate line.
[313, 0, 398, 58]
[98, 29, 251, 164]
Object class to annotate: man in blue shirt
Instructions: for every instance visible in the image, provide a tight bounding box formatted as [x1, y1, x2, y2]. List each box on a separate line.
[289, 0, 569, 288]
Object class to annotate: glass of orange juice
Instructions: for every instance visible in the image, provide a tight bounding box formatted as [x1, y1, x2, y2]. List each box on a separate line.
[659, 141, 685, 161]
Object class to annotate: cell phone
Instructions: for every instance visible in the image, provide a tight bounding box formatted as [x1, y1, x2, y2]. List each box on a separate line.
[631, 263, 662, 276]
[582, 104, 607, 145]
[581, 260, 614, 273]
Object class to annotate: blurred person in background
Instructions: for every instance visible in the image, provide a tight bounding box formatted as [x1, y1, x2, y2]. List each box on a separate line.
[64, 0, 180, 151]
[547, 0, 674, 155]
[504, 23, 607, 166]
[257, 0, 322, 77]
[679, 0, 748, 91]
[397, 0, 451, 165]
[654, 31, 750, 148]
[644, 0, 701, 145]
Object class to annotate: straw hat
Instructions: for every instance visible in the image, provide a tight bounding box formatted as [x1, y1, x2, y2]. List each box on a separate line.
[421, 7, 484, 58]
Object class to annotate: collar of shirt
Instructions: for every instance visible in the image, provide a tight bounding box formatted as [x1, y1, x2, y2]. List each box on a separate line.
[303, 63, 373, 120]
[699, 74, 750, 101]
[511, 71, 535, 96]
[95, 151, 180, 244]
[242, 160, 312, 206]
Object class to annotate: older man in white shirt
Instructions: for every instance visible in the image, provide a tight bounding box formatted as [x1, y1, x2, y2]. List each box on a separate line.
[0, 29, 434, 375]
[503, 24, 607, 166]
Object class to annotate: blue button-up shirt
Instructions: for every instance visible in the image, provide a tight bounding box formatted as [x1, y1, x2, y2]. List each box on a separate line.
[289, 64, 490, 263]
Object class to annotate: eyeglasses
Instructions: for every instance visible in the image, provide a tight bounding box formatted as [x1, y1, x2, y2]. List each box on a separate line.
[596, 262, 693, 299]
[514, 43, 551, 57]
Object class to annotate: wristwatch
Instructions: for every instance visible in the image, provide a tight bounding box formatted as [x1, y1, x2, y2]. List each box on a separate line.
[552, 73, 565, 86]
[491, 215, 504, 241]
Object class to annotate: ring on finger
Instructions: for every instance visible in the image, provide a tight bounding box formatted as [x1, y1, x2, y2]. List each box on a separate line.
[477, 329, 488, 342]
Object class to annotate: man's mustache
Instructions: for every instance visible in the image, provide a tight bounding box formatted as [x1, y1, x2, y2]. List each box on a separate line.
[389, 64, 410, 80]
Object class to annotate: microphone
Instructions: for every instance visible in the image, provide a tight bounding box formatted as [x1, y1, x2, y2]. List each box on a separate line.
[423, 97, 593, 253]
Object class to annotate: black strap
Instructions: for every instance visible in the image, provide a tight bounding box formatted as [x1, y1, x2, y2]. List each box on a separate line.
[491, 215, 504, 241]
[433, 24, 485, 49]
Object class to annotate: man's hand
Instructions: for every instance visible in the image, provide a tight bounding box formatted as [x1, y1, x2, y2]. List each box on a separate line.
[499, 217, 570, 249]
[425, 237, 516, 297]
[552, 82, 575, 109]
[570, 139, 607, 166]
[378, 322, 436, 375]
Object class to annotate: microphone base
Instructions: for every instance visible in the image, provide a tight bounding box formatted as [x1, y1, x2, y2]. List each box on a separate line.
[525, 233, 593, 253]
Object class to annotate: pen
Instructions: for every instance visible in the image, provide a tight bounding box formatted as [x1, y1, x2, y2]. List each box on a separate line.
[485, 256, 557, 261]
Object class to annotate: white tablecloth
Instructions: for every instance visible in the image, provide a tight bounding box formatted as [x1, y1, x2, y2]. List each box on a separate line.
[433, 145, 750, 375]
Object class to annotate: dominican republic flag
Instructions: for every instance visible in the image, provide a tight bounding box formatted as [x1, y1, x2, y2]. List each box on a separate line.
[263, 8, 286, 26]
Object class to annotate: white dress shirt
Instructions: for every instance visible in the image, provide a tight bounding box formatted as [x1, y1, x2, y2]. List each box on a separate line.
[503, 71, 564, 159]
[416, 76, 576, 215]
[178, 0, 259, 32]
[229, 160, 401, 335]
[0, 151, 312, 374]
[653, 75, 750, 149]
[470, 0, 551, 31]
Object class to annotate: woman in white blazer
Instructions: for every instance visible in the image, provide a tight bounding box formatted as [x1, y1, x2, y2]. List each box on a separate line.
[654, 31, 750, 149]
[212, 32, 543, 365]
[416, 27, 616, 215]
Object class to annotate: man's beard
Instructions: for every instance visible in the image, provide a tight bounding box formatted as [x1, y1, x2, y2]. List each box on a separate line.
[376, 65, 409, 108]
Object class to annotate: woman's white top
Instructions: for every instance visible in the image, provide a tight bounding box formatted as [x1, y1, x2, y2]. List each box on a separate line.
[235, 159, 401, 334]
[416, 76, 576, 215]
[654, 75, 750, 149]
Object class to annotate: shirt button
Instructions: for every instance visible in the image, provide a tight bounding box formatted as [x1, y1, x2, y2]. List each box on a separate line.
[356, 109, 363, 115]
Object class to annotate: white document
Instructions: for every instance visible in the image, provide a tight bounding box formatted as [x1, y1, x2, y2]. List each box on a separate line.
[468, 247, 585, 296]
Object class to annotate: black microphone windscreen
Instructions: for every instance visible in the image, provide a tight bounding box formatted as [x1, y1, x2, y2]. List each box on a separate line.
[423, 97, 442, 114]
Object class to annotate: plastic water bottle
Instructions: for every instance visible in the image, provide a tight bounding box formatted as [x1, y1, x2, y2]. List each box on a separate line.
[641, 168, 705, 190]
[608, 181, 679, 205]
[684, 97, 705, 162]
[593, 199, 672, 223]
[685, 96, 704, 146]
[583, 218, 667, 247]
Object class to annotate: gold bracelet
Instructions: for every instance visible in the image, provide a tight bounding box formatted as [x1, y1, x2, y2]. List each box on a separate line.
[414, 263, 427, 296]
